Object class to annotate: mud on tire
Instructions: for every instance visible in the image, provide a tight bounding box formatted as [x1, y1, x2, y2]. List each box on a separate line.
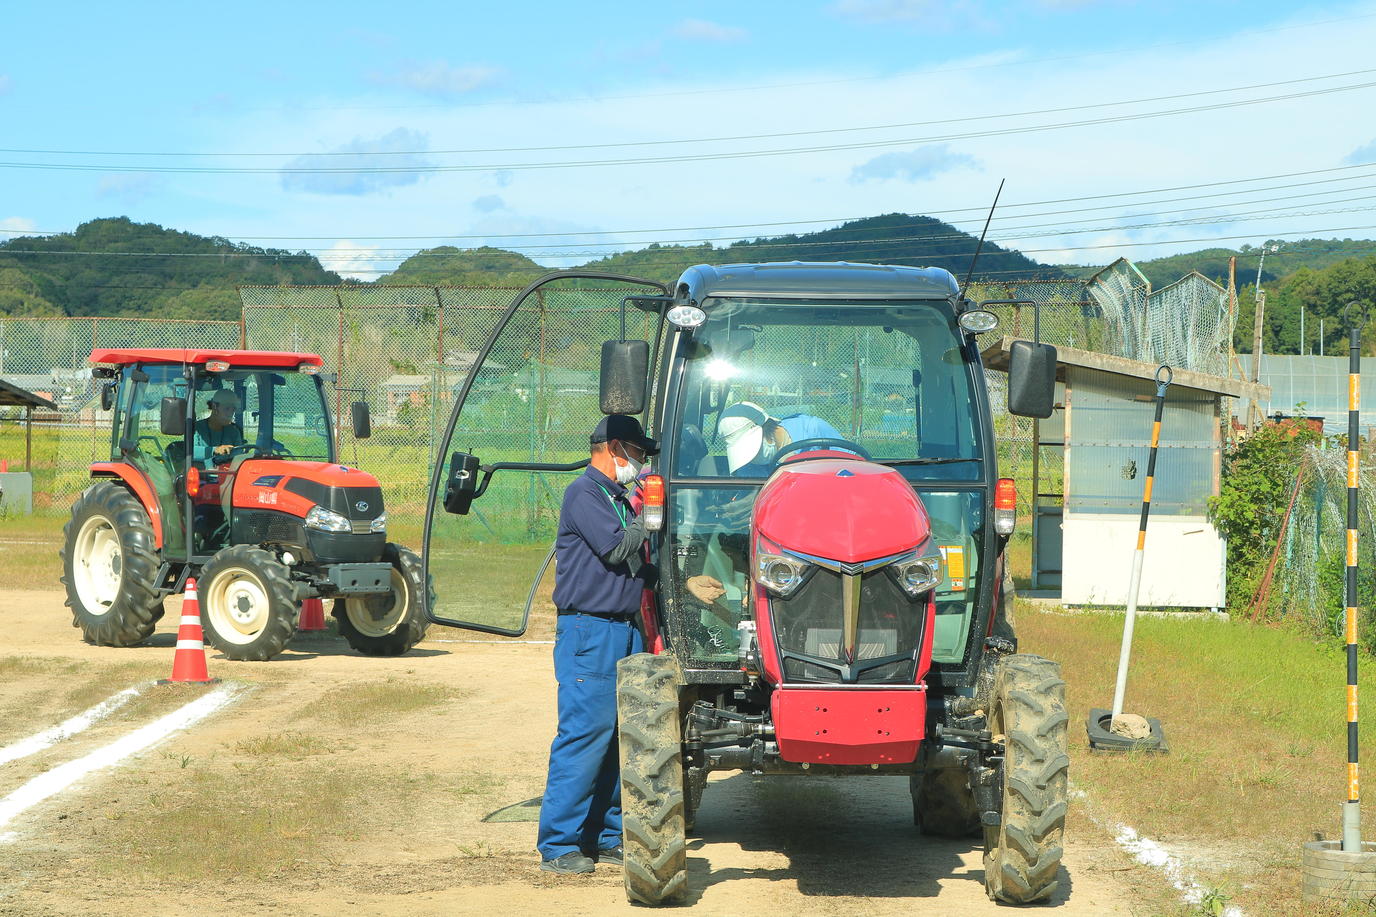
[983, 654, 1070, 904]
[616, 652, 687, 905]
[332, 543, 432, 656]
[61, 481, 164, 646]
[199, 545, 297, 662]
[911, 767, 981, 838]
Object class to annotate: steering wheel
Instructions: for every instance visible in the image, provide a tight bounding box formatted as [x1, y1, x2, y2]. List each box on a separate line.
[772, 437, 871, 465]
[253, 438, 295, 459]
[211, 443, 255, 467]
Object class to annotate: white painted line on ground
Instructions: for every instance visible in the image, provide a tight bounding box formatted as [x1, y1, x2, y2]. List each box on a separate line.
[0, 685, 146, 767]
[1072, 788, 1244, 916]
[0, 685, 241, 841]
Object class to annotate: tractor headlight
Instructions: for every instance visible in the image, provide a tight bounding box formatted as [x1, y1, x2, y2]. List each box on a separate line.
[305, 505, 351, 533]
[888, 541, 945, 597]
[369, 512, 387, 533]
[754, 551, 812, 597]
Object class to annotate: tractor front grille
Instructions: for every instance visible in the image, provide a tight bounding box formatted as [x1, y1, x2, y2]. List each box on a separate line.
[770, 565, 924, 684]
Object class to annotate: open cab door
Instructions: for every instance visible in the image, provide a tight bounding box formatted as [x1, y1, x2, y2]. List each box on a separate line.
[422, 272, 669, 636]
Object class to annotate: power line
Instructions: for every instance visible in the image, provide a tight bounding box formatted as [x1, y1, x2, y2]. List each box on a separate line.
[11, 68, 1375, 159]
[5, 79, 1375, 176]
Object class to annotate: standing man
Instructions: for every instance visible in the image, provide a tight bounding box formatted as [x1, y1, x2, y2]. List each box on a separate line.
[538, 414, 659, 875]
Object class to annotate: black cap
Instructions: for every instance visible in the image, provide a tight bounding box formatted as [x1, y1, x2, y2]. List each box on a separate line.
[591, 414, 659, 455]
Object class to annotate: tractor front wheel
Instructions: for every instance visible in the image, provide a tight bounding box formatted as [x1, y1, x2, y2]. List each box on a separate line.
[61, 482, 164, 646]
[617, 652, 687, 905]
[983, 654, 1070, 905]
[332, 543, 431, 656]
[199, 545, 297, 661]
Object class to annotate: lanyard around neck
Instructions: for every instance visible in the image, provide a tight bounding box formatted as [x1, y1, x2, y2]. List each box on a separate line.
[595, 483, 628, 528]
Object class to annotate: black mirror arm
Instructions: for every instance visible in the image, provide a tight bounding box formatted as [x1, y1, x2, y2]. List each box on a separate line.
[470, 459, 591, 501]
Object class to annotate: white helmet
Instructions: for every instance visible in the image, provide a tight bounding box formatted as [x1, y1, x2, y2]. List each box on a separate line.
[717, 402, 774, 472]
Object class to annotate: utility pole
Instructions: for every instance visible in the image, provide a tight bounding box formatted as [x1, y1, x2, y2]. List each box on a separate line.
[1246, 245, 1277, 430]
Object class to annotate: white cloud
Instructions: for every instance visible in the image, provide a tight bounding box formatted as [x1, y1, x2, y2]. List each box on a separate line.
[671, 19, 747, 42]
[0, 217, 38, 236]
[1346, 139, 1376, 165]
[851, 144, 980, 183]
[280, 128, 433, 196]
[318, 241, 387, 281]
[371, 61, 502, 98]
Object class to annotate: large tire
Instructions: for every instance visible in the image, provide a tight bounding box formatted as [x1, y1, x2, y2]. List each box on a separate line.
[61, 481, 164, 646]
[911, 767, 981, 838]
[332, 543, 431, 656]
[983, 654, 1070, 904]
[617, 652, 687, 905]
[199, 545, 297, 661]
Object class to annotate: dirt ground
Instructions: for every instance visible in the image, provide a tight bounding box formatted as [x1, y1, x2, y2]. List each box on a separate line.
[0, 589, 1147, 917]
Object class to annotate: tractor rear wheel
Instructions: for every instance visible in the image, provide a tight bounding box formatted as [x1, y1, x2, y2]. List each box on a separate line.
[983, 654, 1070, 904]
[332, 543, 431, 656]
[616, 652, 687, 905]
[199, 545, 297, 661]
[911, 767, 981, 838]
[61, 482, 164, 646]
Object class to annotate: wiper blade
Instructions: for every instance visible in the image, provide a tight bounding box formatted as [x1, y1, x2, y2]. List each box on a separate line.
[879, 457, 984, 466]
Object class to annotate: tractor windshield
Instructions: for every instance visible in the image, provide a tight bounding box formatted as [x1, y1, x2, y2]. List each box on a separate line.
[191, 369, 333, 465]
[671, 298, 983, 481]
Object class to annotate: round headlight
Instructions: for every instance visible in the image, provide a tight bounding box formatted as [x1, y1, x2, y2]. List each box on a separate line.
[958, 310, 1000, 334]
[763, 559, 801, 592]
[903, 560, 940, 593]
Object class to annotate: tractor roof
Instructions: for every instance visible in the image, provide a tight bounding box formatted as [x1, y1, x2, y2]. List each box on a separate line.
[89, 348, 325, 369]
[675, 261, 960, 303]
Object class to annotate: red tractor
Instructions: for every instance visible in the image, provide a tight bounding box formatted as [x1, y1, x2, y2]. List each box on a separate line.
[423, 263, 1065, 904]
[61, 348, 429, 661]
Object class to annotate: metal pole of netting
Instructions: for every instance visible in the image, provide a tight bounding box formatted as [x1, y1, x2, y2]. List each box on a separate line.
[1344, 302, 1363, 853]
[1110, 364, 1172, 726]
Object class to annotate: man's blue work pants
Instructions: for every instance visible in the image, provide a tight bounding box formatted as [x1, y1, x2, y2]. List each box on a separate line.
[537, 613, 644, 860]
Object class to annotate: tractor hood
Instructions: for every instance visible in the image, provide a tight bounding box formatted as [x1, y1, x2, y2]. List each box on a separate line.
[232, 459, 385, 526]
[754, 457, 930, 564]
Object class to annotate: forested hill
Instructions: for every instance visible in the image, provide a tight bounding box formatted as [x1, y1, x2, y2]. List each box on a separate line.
[0, 217, 341, 320]
[575, 213, 1062, 284]
[1087, 238, 1376, 290]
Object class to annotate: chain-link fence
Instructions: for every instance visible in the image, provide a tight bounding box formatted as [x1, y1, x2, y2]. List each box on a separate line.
[0, 317, 241, 508]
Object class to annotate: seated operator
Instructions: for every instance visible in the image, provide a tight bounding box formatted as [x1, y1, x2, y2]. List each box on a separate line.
[716, 401, 845, 477]
[193, 389, 246, 467]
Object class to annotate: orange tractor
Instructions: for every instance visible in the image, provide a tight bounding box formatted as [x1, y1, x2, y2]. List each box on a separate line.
[61, 348, 429, 661]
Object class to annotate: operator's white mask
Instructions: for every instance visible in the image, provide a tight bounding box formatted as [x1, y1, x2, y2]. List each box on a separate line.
[757, 438, 778, 465]
[614, 445, 643, 485]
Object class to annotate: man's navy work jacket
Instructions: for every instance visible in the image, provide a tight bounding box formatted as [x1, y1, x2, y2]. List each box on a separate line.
[551, 465, 645, 615]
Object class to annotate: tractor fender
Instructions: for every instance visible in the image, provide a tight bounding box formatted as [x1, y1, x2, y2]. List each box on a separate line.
[90, 463, 165, 549]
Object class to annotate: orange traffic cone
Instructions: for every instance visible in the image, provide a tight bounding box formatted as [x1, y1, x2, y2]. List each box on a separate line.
[159, 578, 218, 685]
[298, 597, 327, 632]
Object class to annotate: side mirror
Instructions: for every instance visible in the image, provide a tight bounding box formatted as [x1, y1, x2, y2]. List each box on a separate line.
[100, 383, 116, 412]
[351, 402, 371, 439]
[443, 452, 481, 515]
[160, 397, 187, 436]
[1007, 341, 1057, 419]
[599, 340, 648, 415]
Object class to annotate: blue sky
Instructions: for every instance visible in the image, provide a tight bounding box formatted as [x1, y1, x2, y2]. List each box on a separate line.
[5, 1, 1376, 277]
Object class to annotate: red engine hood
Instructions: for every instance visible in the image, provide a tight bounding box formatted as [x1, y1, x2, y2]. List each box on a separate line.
[754, 457, 930, 563]
[234, 459, 382, 489]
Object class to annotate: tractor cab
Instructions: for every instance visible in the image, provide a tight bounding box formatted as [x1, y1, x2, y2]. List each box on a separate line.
[423, 263, 1064, 906]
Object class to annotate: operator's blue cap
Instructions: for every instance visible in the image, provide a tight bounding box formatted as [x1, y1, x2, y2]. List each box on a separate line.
[591, 414, 659, 455]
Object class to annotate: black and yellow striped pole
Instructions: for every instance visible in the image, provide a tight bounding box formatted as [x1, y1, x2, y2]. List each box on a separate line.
[1110, 364, 1173, 727]
[1344, 302, 1363, 853]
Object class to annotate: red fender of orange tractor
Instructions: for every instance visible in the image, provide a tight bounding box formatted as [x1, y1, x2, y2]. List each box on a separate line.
[91, 463, 167, 549]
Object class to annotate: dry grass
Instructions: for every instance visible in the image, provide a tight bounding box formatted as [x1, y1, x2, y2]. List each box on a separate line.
[294, 677, 462, 727]
[1018, 604, 1376, 916]
[0, 512, 65, 589]
[233, 731, 336, 758]
[0, 657, 171, 745]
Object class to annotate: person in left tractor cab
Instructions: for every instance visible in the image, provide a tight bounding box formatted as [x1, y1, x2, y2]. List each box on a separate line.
[193, 389, 245, 467]
[537, 414, 659, 876]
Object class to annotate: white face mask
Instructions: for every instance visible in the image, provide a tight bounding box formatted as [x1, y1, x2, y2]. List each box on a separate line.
[758, 438, 777, 465]
[614, 445, 643, 485]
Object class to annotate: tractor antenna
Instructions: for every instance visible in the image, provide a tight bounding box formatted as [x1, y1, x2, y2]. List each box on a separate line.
[959, 178, 1005, 299]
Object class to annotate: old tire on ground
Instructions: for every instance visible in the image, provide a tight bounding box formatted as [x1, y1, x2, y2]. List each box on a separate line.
[332, 543, 431, 656]
[200, 545, 297, 661]
[617, 652, 687, 905]
[61, 481, 164, 646]
[983, 654, 1070, 904]
[911, 767, 981, 838]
